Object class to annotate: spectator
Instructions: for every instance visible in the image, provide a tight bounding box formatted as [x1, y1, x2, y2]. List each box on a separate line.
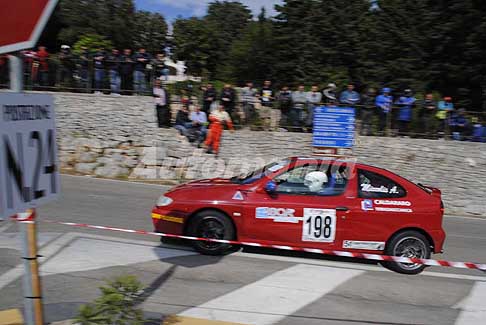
[59, 45, 74, 87]
[189, 104, 208, 146]
[120, 49, 134, 95]
[133, 48, 150, 94]
[419, 93, 437, 138]
[78, 47, 90, 89]
[277, 85, 292, 129]
[36, 46, 50, 87]
[153, 79, 170, 128]
[449, 108, 470, 140]
[260, 80, 275, 130]
[339, 83, 360, 106]
[107, 49, 121, 95]
[360, 88, 376, 136]
[240, 82, 258, 125]
[93, 48, 105, 93]
[375, 88, 393, 135]
[306, 85, 322, 130]
[437, 96, 454, 137]
[174, 105, 192, 136]
[0, 55, 8, 87]
[204, 104, 234, 156]
[323, 83, 338, 105]
[202, 83, 217, 114]
[152, 53, 166, 80]
[220, 84, 237, 121]
[291, 84, 308, 129]
[395, 89, 416, 136]
[22, 50, 37, 86]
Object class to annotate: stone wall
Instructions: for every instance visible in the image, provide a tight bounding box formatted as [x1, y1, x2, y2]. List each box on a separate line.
[52, 92, 486, 216]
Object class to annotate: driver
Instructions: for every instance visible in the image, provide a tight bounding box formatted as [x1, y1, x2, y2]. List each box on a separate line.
[304, 171, 328, 192]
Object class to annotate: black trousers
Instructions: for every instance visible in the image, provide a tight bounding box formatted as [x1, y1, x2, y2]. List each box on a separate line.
[156, 105, 171, 127]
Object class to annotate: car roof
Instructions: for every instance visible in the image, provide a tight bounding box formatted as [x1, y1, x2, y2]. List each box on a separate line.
[288, 156, 394, 173]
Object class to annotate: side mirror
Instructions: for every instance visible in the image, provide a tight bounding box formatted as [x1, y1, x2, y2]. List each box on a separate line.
[264, 180, 277, 193]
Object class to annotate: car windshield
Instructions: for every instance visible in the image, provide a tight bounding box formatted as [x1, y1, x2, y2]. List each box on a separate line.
[230, 159, 290, 184]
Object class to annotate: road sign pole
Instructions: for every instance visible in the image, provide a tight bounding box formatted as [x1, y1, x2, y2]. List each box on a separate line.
[8, 53, 23, 92]
[18, 210, 44, 325]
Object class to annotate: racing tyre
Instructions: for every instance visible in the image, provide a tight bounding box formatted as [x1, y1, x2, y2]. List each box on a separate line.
[187, 210, 235, 256]
[382, 230, 431, 275]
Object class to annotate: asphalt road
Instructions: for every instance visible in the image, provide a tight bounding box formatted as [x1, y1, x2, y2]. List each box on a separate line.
[1, 175, 486, 324]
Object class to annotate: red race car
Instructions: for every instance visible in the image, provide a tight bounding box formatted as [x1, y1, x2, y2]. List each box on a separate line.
[152, 157, 445, 274]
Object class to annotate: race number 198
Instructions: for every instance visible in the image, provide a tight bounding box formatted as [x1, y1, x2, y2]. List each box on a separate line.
[302, 208, 336, 242]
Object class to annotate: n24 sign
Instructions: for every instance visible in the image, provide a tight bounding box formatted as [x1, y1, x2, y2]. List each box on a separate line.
[0, 93, 60, 220]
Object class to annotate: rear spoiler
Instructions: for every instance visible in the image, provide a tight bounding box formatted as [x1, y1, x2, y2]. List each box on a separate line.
[417, 183, 442, 198]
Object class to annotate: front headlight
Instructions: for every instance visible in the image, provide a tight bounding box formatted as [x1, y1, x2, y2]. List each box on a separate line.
[156, 195, 173, 207]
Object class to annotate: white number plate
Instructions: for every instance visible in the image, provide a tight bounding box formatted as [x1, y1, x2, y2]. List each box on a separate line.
[302, 209, 336, 242]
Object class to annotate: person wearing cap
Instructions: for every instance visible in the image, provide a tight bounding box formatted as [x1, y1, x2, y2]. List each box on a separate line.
[449, 108, 470, 140]
[59, 45, 74, 87]
[323, 83, 338, 105]
[339, 83, 360, 106]
[360, 88, 377, 136]
[437, 96, 454, 137]
[375, 88, 393, 135]
[395, 89, 416, 136]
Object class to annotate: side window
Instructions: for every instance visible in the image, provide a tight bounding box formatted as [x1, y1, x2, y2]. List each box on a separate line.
[358, 169, 406, 198]
[273, 164, 349, 196]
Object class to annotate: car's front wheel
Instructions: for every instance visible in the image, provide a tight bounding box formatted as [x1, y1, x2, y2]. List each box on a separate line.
[382, 230, 431, 275]
[186, 210, 235, 255]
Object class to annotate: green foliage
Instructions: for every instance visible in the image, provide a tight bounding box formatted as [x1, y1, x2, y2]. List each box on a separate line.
[172, 1, 252, 80]
[40, 0, 486, 109]
[74, 275, 145, 325]
[54, 0, 165, 52]
[133, 11, 168, 54]
[72, 34, 114, 55]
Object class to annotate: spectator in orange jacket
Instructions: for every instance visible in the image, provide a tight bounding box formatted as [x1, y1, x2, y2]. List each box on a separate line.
[204, 104, 234, 156]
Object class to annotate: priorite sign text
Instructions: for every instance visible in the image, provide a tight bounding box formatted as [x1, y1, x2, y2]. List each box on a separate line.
[0, 93, 60, 220]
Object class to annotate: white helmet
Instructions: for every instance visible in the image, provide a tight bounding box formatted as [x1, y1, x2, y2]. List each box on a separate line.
[304, 171, 328, 192]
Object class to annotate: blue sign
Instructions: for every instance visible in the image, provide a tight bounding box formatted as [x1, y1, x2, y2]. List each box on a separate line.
[313, 106, 355, 148]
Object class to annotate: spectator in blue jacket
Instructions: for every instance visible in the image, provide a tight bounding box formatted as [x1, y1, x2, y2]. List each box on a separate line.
[449, 108, 470, 140]
[339, 83, 360, 106]
[375, 88, 393, 134]
[133, 48, 150, 94]
[395, 89, 416, 136]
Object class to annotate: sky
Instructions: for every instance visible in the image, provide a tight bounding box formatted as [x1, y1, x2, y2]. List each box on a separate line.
[134, 0, 283, 24]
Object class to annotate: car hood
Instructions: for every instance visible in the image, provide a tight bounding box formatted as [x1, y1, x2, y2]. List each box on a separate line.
[168, 178, 238, 193]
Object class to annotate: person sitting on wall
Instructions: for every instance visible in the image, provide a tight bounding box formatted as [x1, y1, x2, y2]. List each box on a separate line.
[174, 105, 192, 137]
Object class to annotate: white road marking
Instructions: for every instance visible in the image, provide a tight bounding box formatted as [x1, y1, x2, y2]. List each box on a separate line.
[0, 221, 12, 233]
[41, 237, 196, 275]
[454, 282, 486, 324]
[0, 232, 195, 291]
[235, 252, 486, 282]
[179, 264, 363, 325]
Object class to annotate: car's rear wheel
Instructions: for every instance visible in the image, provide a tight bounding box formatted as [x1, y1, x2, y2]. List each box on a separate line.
[382, 230, 431, 275]
[186, 210, 235, 255]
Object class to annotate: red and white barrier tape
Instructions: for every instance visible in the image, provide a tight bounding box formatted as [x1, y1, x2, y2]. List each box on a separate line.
[27, 219, 486, 272]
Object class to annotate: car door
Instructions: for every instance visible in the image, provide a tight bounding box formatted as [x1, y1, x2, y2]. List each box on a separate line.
[242, 162, 351, 250]
[340, 167, 411, 251]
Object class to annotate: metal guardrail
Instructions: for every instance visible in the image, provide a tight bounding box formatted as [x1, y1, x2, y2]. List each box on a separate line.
[1, 56, 486, 141]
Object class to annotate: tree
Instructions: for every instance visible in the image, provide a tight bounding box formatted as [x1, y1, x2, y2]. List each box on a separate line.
[72, 34, 114, 55]
[172, 17, 212, 77]
[132, 11, 168, 54]
[75, 275, 145, 325]
[225, 7, 275, 85]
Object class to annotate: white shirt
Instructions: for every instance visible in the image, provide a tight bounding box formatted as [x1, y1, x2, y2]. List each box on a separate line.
[154, 87, 167, 105]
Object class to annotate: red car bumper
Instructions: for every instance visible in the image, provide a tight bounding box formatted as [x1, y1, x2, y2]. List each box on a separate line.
[430, 229, 446, 254]
[151, 207, 186, 235]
